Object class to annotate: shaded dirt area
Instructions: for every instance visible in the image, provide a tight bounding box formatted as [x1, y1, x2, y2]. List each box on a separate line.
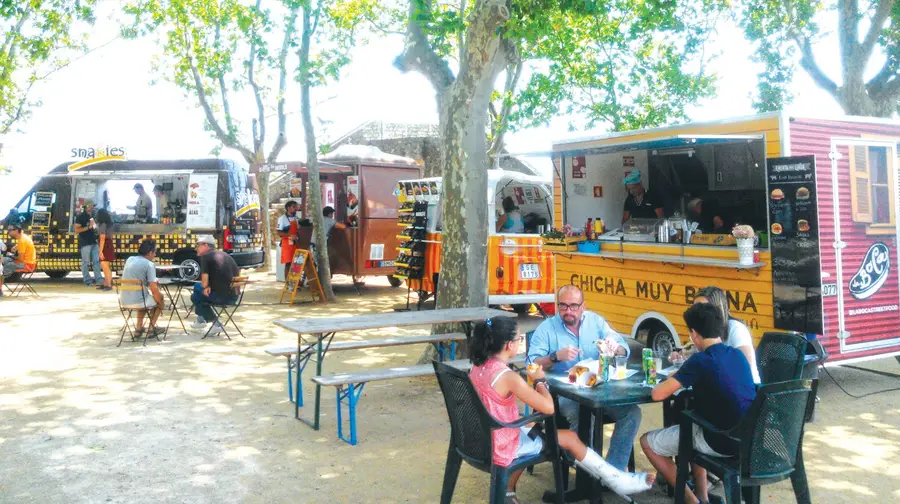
[1, 272, 899, 503]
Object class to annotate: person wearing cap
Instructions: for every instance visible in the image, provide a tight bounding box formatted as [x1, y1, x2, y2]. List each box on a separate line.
[687, 198, 727, 232]
[119, 239, 164, 337]
[152, 184, 168, 219]
[190, 234, 240, 335]
[621, 169, 664, 224]
[127, 183, 153, 222]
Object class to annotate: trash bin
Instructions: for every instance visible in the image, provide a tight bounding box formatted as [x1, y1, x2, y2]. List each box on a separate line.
[275, 244, 285, 282]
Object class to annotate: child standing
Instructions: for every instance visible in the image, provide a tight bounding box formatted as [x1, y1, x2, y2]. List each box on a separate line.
[469, 316, 653, 504]
[640, 303, 757, 504]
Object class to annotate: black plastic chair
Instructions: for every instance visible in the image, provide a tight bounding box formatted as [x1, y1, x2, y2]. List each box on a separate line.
[756, 332, 808, 384]
[432, 361, 565, 504]
[674, 379, 817, 504]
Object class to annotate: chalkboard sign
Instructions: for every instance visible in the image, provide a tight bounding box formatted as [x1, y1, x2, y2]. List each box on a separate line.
[31, 212, 51, 228]
[766, 155, 823, 334]
[33, 192, 54, 209]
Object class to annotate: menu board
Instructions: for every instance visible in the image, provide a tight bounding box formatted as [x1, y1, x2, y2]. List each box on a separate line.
[766, 155, 823, 334]
[33, 192, 54, 209]
[186, 173, 219, 229]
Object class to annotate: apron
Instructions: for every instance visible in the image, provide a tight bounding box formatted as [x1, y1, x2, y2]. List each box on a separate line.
[280, 218, 299, 264]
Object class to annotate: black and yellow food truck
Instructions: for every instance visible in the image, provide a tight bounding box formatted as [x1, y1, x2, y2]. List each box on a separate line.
[2, 158, 264, 281]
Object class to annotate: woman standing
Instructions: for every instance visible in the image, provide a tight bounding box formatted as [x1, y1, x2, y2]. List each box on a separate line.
[693, 286, 761, 384]
[95, 209, 115, 291]
[496, 196, 525, 233]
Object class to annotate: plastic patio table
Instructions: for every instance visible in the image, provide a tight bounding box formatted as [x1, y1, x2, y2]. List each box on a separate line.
[544, 366, 656, 504]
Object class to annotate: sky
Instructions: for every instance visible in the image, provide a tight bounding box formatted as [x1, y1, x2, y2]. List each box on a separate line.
[0, 3, 848, 212]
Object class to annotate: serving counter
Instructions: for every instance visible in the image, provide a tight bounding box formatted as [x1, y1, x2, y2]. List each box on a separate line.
[565, 241, 766, 270]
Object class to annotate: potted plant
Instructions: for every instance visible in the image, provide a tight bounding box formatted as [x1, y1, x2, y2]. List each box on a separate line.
[541, 225, 583, 252]
[732, 224, 755, 265]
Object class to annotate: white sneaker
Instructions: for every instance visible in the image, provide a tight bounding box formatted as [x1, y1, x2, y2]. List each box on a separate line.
[207, 324, 224, 336]
[576, 450, 652, 496]
[191, 319, 209, 329]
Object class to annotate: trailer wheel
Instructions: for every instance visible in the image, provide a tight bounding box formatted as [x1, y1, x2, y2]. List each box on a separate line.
[387, 275, 403, 288]
[45, 271, 70, 280]
[649, 329, 677, 357]
[174, 252, 201, 282]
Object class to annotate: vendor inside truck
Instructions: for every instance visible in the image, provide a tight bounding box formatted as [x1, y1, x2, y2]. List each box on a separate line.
[621, 169, 664, 223]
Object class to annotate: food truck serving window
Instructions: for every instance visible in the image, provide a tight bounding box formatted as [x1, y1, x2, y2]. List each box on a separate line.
[556, 134, 768, 239]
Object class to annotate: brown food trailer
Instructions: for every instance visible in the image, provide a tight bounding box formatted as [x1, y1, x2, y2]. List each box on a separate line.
[258, 146, 421, 285]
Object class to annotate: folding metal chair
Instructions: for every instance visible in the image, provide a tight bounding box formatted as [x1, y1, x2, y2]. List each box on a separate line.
[8, 263, 38, 297]
[202, 276, 248, 340]
[115, 278, 160, 347]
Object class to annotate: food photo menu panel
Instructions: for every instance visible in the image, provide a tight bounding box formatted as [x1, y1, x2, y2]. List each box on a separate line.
[766, 155, 823, 334]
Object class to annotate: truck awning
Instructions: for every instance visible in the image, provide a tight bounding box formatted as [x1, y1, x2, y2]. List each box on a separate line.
[501, 134, 765, 159]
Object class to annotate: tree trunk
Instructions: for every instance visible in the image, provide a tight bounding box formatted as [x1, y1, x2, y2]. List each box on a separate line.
[256, 170, 273, 271]
[299, 4, 337, 303]
[434, 1, 510, 312]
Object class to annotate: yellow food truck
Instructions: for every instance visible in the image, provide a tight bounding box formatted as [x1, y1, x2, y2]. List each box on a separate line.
[546, 111, 900, 365]
[392, 170, 556, 313]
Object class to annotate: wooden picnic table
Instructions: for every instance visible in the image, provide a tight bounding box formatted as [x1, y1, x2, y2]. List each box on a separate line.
[274, 306, 516, 430]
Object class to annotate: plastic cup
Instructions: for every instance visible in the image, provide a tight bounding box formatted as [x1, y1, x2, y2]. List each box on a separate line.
[615, 356, 627, 379]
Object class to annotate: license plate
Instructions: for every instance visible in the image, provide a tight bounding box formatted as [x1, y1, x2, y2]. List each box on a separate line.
[519, 263, 541, 280]
[380, 260, 394, 267]
[233, 235, 250, 243]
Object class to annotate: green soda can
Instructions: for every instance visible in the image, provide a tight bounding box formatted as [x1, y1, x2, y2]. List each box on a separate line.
[642, 348, 653, 373]
[598, 355, 610, 383]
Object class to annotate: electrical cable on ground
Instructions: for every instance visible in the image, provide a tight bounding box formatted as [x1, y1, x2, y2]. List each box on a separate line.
[821, 364, 900, 399]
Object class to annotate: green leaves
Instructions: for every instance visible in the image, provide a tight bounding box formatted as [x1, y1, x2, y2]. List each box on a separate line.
[510, 0, 724, 132]
[0, 0, 96, 134]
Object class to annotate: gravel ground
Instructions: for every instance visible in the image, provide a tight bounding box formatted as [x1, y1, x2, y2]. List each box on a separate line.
[1, 272, 898, 503]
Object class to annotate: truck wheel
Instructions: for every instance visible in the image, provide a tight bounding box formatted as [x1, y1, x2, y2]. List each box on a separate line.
[512, 304, 532, 315]
[6, 272, 22, 282]
[174, 252, 201, 282]
[650, 329, 677, 357]
[387, 275, 403, 288]
[45, 271, 70, 280]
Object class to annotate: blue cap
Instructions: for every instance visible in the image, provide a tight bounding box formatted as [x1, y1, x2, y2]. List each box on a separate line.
[622, 169, 641, 185]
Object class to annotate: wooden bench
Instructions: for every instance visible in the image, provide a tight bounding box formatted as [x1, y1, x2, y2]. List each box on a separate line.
[312, 355, 526, 445]
[265, 332, 467, 406]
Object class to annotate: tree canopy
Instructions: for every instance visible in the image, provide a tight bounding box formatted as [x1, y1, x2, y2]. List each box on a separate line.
[742, 0, 900, 116]
[0, 0, 96, 135]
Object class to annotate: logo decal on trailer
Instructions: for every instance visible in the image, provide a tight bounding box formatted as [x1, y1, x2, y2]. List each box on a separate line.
[849, 242, 891, 300]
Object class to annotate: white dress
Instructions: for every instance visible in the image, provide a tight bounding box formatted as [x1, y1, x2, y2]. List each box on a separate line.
[726, 319, 761, 384]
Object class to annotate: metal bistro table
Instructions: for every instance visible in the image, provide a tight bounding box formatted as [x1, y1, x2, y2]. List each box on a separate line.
[545, 367, 655, 504]
[157, 277, 194, 336]
[273, 306, 516, 430]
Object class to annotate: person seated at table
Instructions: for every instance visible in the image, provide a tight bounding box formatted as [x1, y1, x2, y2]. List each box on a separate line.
[0, 224, 37, 298]
[526, 285, 641, 472]
[190, 234, 239, 336]
[640, 303, 757, 504]
[690, 286, 760, 384]
[120, 239, 164, 337]
[471, 316, 654, 503]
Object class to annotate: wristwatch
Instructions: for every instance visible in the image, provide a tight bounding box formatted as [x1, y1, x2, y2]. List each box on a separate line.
[533, 378, 548, 390]
[549, 351, 559, 363]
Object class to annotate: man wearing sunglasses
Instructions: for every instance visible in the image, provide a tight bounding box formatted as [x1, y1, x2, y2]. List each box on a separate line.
[527, 285, 641, 472]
